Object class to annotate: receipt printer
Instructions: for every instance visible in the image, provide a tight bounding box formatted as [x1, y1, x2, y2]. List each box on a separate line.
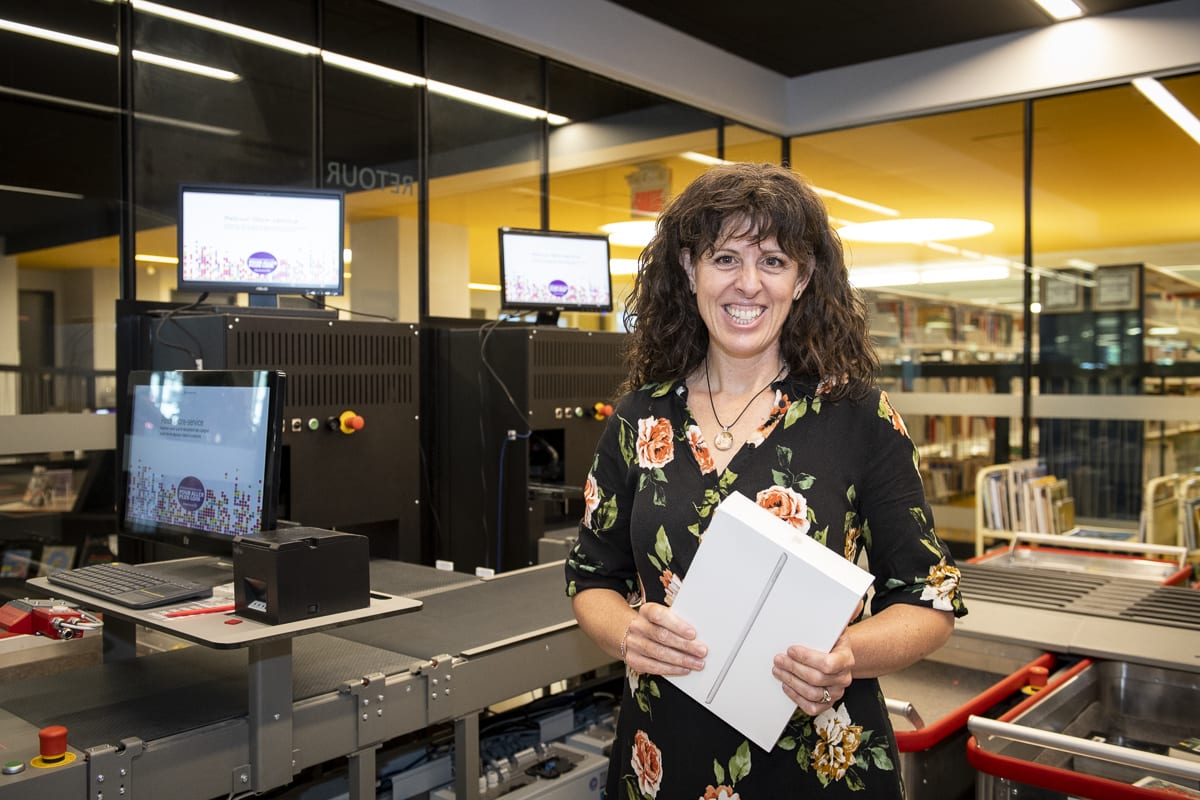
[232, 527, 369, 624]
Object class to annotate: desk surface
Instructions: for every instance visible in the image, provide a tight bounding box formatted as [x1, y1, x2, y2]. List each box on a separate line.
[27, 556, 423, 649]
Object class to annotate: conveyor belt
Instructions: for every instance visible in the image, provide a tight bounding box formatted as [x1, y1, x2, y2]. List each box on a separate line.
[0, 633, 415, 751]
[961, 562, 1200, 631]
[332, 563, 575, 658]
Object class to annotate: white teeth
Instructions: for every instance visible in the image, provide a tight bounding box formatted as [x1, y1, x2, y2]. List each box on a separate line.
[725, 305, 764, 323]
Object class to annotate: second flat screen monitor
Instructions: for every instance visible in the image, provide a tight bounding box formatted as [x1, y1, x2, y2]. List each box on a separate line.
[498, 228, 613, 320]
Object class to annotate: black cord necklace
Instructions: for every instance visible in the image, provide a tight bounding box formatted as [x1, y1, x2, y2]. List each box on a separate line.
[704, 359, 784, 451]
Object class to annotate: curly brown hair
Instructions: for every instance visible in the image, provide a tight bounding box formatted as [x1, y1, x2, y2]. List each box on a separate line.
[619, 162, 878, 400]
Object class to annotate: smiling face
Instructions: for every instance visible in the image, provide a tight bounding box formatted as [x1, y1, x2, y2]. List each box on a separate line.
[682, 219, 812, 364]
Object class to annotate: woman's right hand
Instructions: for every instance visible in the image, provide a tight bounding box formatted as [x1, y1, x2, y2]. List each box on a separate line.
[622, 601, 708, 676]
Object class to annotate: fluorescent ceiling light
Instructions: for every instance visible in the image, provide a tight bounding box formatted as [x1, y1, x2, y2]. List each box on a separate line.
[427, 79, 568, 125]
[343, 249, 353, 264]
[321, 51, 423, 87]
[601, 220, 657, 248]
[1065, 258, 1097, 271]
[1133, 77, 1200, 147]
[680, 151, 728, 166]
[469, 282, 501, 292]
[1028, 0, 1083, 20]
[838, 218, 994, 243]
[610, 258, 640, 276]
[679, 151, 898, 217]
[133, 50, 240, 81]
[919, 264, 1012, 284]
[1149, 326, 1180, 336]
[812, 187, 900, 217]
[0, 17, 117, 53]
[135, 254, 179, 264]
[0, 183, 85, 200]
[1, 17, 241, 81]
[131, 0, 319, 55]
[848, 268, 920, 288]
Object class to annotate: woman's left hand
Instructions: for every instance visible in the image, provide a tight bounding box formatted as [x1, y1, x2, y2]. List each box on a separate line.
[772, 630, 855, 716]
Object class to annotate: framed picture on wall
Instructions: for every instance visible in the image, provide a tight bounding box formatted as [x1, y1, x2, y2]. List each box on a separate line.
[1093, 264, 1141, 311]
[1039, 270, 1084, 314]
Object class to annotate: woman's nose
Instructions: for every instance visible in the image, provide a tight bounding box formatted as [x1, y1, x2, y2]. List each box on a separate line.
[735, 262, 762, 293]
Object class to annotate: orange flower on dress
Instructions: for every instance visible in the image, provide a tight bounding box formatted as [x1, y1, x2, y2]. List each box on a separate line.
[581, 472, 599, 528]
[700, 785, 740, 800]
[879, 390, 910, 438]
[659, 569, 681, 606]
[632, 730, 664, 798]
[636, 417, 675, 470]
[756, 485, 812, 535]
[686, 425, 716, 474]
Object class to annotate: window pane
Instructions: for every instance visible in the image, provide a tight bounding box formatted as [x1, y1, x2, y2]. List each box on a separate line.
[426, 22, 543, 319]
[548, 63, 720, 330]
[323, 0, 421, 322]
[0, 1, 121, 414]
[132, 0, 317, 304]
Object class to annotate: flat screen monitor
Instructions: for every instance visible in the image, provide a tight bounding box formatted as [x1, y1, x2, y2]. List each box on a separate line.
[120, 369, 285, 556]
[177, 184, 345, 298]
[498, 227, 613, 322]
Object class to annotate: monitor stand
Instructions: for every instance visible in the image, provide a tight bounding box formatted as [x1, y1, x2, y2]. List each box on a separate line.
[535, 310, 561, 326]
[249, 294, 279, 308]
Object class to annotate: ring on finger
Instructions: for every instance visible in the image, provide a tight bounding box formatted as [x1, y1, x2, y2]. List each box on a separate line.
[820, 688, 832, 704]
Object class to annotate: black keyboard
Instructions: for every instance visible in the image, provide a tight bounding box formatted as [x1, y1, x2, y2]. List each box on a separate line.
[47, 562, 213, 609]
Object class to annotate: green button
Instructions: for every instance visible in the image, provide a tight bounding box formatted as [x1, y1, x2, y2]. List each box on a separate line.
[307, 418, 320, 431]
[2, 761, 24, 775]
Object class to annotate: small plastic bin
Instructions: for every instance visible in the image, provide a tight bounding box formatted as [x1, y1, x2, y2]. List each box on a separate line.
[968, 658, 1200, 799]
[878, 637, 1052, 800]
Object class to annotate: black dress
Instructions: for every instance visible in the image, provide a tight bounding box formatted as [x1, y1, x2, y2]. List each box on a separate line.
[565, 373, 967, 799]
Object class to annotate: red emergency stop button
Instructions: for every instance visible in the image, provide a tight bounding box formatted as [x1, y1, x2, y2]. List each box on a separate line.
[338, 410, 365, 434]
[31, 725, 75, 768]
[592, 402, 615, 420]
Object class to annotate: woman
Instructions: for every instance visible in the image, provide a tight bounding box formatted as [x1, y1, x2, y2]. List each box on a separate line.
[565, 162, 966, 798]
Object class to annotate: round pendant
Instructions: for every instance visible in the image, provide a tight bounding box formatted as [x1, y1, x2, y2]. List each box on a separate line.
[713, 429, 734, 451]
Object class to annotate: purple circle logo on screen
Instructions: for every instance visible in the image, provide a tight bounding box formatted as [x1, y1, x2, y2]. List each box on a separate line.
[177, 476, 206, 512]
[548, 279, 569, 298]
[247, 251, 278, 275]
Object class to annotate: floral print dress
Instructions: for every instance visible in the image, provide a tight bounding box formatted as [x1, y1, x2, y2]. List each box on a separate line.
[565, 373, 967, 799]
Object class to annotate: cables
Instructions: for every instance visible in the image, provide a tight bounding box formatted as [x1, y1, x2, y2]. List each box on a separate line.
[149, 293, 209, 368]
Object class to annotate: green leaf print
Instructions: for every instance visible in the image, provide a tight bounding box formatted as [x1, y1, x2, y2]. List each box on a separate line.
[777, 736, 797, 751]
[648, 554, 662, 572]
[618, 419, 634, 465]
[771, 469, 789, 487]
[718, 469, 738, 492]
[776, 444, 794, 464]
[870, 745, 894, 771]
[729, 740, 751, 784]
[713, 759, 725, 785]
[861, 519, 874, 549]
[648, 680, 660, 698]
[811, 396, 822, 414]
[811, 525, 828, 547]
[796, 473, 815, 491]
[596, 494, 618, 531]
[784, 397, 807, 427]
[652, 482, 667, 507]
[654, 527, 673, 565]
[845, 771, 865, 791]
[846, 485, 857, 504]
[625, 781, 639, 800]
[567, 580, 576, 596]
[650, 381, 674, 398]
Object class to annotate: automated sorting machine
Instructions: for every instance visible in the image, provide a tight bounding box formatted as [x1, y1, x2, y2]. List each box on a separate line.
[0, 559, 609, 800]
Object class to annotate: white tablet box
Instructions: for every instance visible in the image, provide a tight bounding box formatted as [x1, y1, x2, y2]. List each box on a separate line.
[666, 491, 874, 751]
